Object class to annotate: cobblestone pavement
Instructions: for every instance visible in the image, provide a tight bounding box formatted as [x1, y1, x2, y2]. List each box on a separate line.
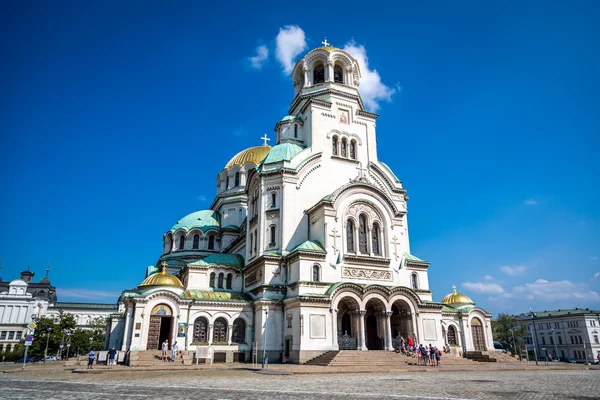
[1, 369, 599, 399]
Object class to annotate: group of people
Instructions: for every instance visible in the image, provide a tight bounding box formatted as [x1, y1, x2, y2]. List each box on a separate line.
[86, 346, 118, 369]
[394, 335, 450, 366]
[161, 339, 178, 362]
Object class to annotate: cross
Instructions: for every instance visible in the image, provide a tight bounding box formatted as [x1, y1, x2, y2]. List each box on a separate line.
[329, 227, 341, 253]
[356, 162, 368, 180]
[391, 236, 400, 260]
[46, 263, 50, 277]
[322, 38, 330, 46]
[452, 285, 457, 294]
[261, 134, 270, 146]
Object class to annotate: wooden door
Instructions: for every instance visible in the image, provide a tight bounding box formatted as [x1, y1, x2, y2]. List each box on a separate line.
[147, 316, 161, 350]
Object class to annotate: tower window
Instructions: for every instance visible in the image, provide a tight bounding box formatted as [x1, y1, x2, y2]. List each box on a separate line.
[350, 140, 356, 160]
[334, 65, 344, 83]
[271, 192, 277, 208]
[411, 273, 418, 289]
[312, 265, 320, 282]
[332, 136, 339, 156]
[179, 235, 185, 250]
[234, 171, 240, 187]
[192, 234, 200, 249]
[208, 235, 215, 250]
[346, 219, 355, 253]
[314, 64, 325, 84]
[294, 124, 298, 138]
[209, 272, 215, 288]
[226, 273, 232, 289]
[218, 272, 224, 288]
[341, 138, 347, 158]
[372, 222, 381, 255]
[358, 214, 368, 254]
[269, 225, 276, 245]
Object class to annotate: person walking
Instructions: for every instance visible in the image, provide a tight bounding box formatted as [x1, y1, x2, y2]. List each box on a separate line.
[161, 339, 169, 362]
[107, 346, 117, 369]
[87, 348, 95, 370]
[171, 341, 178, 362]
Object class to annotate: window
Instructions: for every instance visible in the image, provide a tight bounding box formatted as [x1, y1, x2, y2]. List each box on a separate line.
[253, 230, 257, 253]
[232, 318, 246, 343]
[294, 124, 298, 138]
[594, 335, 599, 344]
[271, 192, 277, 208]
[269, 225, 276, 245]
[226, 273, 232, 290]
[313, 63, 325, 84]
[192, 234, 200, 249]
[234, 171, 240, 187]
[213, 318, 228, 343]
[209, 272, 215, 288]
[550, 336, 554, 345]
[546, 323, 551, 329]
[558, 336, 563, 345]
[346, 219, 355, 252]
[334, 65, 344, 83]
[15, 331, 22, 341]
[193, 317, 208, 343]
[312, 265, 320, 282]
[7, 332, 14, 340]
[541, 336, 546, 345]
[447, 325, 457, 345]
[578, 335, 583, 344]
[250, 233, 254, 255]
[411, 274, 418, 289]
[358, 214, 368, 254]
[372, 222, 381, 255]
[0, 331, 6, 340]
[332, 136, 338, 156]
[341, 138, 347, 157]
[554, 322, 560, 329]
[208, 235, 215, 250]
[218, 273, 224, 289]
[179, 235, 185, 250]
[570, 336, 575, 344]
[350, 140, 356, 160]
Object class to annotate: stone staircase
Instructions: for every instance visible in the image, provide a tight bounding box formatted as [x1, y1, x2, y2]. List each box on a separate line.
[464, 351, 497, 362]
[128, 350, 193, 367]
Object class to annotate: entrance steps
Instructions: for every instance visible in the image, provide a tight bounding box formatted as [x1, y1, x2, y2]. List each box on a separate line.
[128, 350, 193, 367]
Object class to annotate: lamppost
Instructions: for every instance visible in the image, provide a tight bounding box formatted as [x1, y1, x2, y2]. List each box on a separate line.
[65, 330, 71, 360]
[262, 308, 269, 369]
[43, 327, 52, 364]
[550, 328, 559, 360]
[509, 328, 519, 360]
[529, 309, 539, 366]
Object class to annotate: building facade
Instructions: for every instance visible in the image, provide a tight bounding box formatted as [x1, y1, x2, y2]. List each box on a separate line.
[516, 308, 600, 363]
[108, 43, 494, 364]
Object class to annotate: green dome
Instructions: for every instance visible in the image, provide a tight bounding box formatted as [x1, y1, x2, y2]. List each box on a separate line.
[280, 115, 303, 123]
[170, 210, 220, 233]
[189, 254, 245, 270]
[262, 143, 305, 165]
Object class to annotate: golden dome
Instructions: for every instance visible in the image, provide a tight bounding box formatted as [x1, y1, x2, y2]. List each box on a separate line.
[442, 286, 474, 305]
[225, 145, 271, 170]
[139, 265, 184, 289]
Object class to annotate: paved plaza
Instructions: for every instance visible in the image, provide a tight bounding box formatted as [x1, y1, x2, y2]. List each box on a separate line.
[0, 367, 599, 400]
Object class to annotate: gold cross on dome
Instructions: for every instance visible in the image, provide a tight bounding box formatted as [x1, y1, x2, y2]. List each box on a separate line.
[261, 134, 270, 146]
[452, 285, 457, 293]
[322, 38, 330, 46]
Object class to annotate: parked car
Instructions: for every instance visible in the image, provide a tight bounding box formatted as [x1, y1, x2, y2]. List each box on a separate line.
[44, 356, 57, 361]
[14, 357, 33, 364]
[31, 356, 44, 363]
[557, 357, 576, 363]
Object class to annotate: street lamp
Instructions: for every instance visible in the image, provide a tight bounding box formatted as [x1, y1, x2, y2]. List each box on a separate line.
[551, 328, 559, 360]
[262, 308, 269, 369]
[64, 330, 72, 361]
[509, 328, 519, 360]
[43, 327, 52, 364]
[529, 309, 539, 366]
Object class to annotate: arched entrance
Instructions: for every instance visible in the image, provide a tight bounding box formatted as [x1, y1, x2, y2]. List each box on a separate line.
[447, 325, 458, 345]
[471, 317, 486, 351]
[146, 304, 174, 350]
[364, 298, 386, 350]
[336, 297, 360, 349]
[390, 299, 414, 350]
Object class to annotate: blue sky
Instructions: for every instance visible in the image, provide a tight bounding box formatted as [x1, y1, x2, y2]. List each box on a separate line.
[1, 1, 598, 315]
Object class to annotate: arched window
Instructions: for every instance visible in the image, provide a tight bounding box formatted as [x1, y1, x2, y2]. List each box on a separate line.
[226, 273, 233, 289]
[341, 138, 347, 158]
[312, 265, 320, 282]
[358, 214, 368, 254]
[411, 273, 418, 289]
[269, 225, 276, 245]
[271, 192, 276, 208]
[313, 63, 325, 84]
[193, 317, 208, 343]
[192, 234, 200, 249]
[218, 272, 224, 288]
[234, 171, 240, 187]
[213, 317, 228, 343]
[294, 124, 298, 138]
[447, 325, 457, 345]
[332, 136, 339, 156]
[334, 65, 344, 83]
[209, 272, 215, 288]
[208, 235, 215, 250]
[232, 318, 246, 343]
[179, 235, 185, 250]
[372, 222, 381, 255]
[350, 140, 356, 160]
[346, 219, 355, 252]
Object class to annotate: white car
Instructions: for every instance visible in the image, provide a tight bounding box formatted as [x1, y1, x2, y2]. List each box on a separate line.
[45, 356, 58, 361]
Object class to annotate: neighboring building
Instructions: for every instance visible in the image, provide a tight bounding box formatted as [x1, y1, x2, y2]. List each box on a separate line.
[0, 267, 116, 352]
[516, 308, 600, 362]
[104, 42, 494, 364]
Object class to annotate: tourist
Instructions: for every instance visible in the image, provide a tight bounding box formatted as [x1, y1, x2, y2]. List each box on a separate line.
[87, 348, 95, 370]
[162, 339, 169, 362]
[107, 345, 117, 369]
[171, 341, 178, 362]
[419, 344, 427, 366]
[429, 344, 435, 366]
[435, 346, 441, 366]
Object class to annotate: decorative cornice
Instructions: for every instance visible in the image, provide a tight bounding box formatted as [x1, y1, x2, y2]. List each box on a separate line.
[343, 254, 391, 267]
[356, 109, 379, 119]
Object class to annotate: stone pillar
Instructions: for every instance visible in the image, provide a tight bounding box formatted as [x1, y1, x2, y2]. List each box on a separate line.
[331, 308, 338, 349]
[359, 310, 367, 350]
[227, 325, 233, 345]
[385, 311, 394, 351]
[304, 68, 309, 87]
[208, 324, 214, 345]
[326, 61, 334, 82]
[121, 305, 132, 351]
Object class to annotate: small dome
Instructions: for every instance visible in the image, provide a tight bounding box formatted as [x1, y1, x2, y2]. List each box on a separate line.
[139, 265, 184, 289]
[261, 143, 305, 165]
[442, 286, 474, 305]
[280, 115, 303, 123]
[225, 145, 271, 170]
[170, 210, 220, 233]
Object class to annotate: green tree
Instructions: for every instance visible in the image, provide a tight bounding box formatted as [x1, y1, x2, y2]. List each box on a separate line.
[492, 313, 527, 356]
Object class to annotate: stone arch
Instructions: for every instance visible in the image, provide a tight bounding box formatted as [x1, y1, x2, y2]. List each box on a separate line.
[364, 296, 387, 350]
[213, 316, 229, 343]
[334, 294, 361, 347]
[164, 232, 173, 254]
[231, 317, 247, 343]
[470, 317, 486, 351]
[390, 297, 416, 344]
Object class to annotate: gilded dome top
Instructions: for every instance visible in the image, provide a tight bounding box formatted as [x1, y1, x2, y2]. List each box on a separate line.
[225, 145, 272, 170]
[442, 286, 475, 305]
[139, 265, 184, 289]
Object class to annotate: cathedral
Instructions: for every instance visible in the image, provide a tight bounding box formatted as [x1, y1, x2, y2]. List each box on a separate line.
[107, 43, 494, 364]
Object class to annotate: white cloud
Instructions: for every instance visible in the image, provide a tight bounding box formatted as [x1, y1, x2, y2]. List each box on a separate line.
[500, 265, 527, 276]
[484, 275, 494, 281]
[512, 279, 600, 302]
[590, 256, 598, 261]
[275, 25, 307, 75]
[57, 288, 119, 300]
[590, 272, 600, 282]
[462, 281, 505, 295]
[524, 199, 538, 206]
[343, 41, 396, 112]
[248, 45, 269, 69]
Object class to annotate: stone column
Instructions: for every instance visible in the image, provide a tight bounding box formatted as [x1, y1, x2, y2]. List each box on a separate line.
[121, 305, 132, 351]
[359, 310, 367, 350]
[385, 311, 394, 351]
[326, 61, 334, 82]
[208, 324, 214, 345]
[331, 308, 339, 349]
[304, 68, 309, 86]
[227, 325, 233, 345]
